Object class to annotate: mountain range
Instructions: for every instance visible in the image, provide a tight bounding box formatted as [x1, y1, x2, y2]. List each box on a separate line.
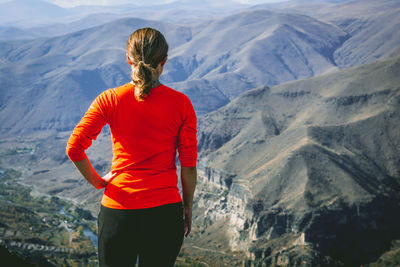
[0, 0, 399, 266]
[0, 0, 247, 29]
[1, 0, 399, 136]
[0, 17, 192, 136]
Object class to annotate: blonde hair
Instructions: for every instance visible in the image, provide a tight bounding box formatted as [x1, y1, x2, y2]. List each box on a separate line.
[126, 28, 168, 101]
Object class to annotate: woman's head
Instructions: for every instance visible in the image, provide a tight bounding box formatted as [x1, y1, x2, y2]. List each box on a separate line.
[126, 27, 168, 101]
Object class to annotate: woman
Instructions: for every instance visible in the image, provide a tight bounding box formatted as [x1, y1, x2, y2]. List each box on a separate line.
[66, 27, 197, 267]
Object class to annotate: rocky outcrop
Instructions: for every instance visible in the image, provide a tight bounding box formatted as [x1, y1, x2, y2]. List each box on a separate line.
[191, 56, 400, 266]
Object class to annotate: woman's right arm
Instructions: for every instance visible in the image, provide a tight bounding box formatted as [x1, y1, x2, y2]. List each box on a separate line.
[66, 90, 115, 188]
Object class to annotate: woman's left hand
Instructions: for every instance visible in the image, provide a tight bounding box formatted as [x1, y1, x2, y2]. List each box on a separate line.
[102, 171, 117, 184]
[72, 158, 110, 189]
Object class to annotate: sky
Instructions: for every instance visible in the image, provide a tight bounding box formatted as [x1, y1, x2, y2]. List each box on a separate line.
[0, 0, 287, 8]
[46, 0, 287, 8]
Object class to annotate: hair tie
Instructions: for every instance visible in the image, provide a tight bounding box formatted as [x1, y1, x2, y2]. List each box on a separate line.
[137, 60, 153, 69]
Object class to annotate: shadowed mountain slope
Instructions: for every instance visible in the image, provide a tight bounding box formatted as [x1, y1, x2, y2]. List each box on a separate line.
[193, 55, 400, 265]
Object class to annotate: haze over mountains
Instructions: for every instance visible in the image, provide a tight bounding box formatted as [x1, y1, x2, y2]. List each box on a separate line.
[0, 0, 399, 266]
[0, 0, 248, 28]
[1, 0, 399, 135]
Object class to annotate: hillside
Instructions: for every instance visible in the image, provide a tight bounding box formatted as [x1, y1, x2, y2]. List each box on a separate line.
[0, 17, 192, 137]
[165, 9, 348, 110]
[190, 55, 400, 265]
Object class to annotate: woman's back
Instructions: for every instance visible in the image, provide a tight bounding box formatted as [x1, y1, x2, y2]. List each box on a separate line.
[67, 82, 197, 209]
[107, 83, 196, 172]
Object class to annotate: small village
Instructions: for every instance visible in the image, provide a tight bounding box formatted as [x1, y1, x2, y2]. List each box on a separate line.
[0, 168, 98, 266]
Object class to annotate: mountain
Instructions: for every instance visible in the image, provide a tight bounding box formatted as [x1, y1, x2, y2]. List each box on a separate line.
[0, 13, 127, 41]
[1, 0, 399, 136]
[0, 9, 347, 135]
[0, 0, 248, 31]
[0, 25, 37, 40]
[0, 17, 193, 136]
[191, 55, 400, 265]
[0, 9, 352, 136]
[165, 9, 348, 111]
[166, 0, 400, 113]
[0, 0, 248, 40]
[0, 0, 72, 26]
[332, 7, 400, 68]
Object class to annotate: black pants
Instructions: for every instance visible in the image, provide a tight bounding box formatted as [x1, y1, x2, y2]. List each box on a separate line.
[98, 202, 184, 267]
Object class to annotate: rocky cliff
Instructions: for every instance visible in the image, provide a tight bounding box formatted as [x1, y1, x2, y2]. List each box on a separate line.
[190, 55, 400, 266]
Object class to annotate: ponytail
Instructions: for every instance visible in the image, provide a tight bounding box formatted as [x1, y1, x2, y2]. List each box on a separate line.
[127, 28, 168, 101]
[130, 61, 160, 100]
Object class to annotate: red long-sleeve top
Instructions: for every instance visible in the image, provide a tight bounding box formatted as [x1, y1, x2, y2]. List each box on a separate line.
[66, 82, 197, 209]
